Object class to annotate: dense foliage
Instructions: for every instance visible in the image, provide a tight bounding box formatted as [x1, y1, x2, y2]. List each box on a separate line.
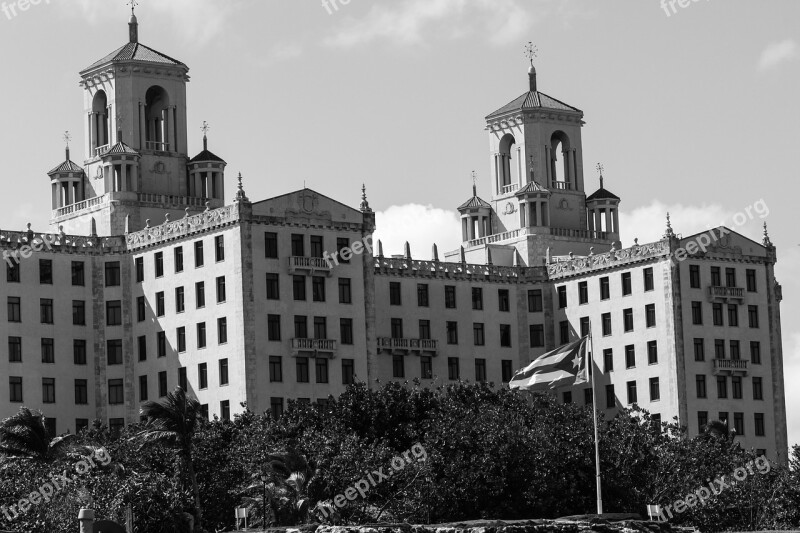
[0, 381, 798, 532]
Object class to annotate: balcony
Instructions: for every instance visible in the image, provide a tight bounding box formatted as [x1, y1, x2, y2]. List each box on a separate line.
[94, 144, 110, 157]
[550, 181, 574, 191]
[145, 141, 170, 152]
[708, 286, 745, 302]
[289, 256, 333, 276]
[713, 358, 748, 376]
[377, 338, 439, 355]
[291, 338, 337, 358]
[500, 184, 519, 195]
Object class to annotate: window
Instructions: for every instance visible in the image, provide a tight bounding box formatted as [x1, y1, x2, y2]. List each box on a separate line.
[559, 321, 570, 345]
[40, 299, 54, 324]
[265, 232, 278, 259]
[194, 241, 204, 267]
[197, 323, 207, 349]
[530, 324, 545, 348]
[754, 413, 765, 437]
[694, 338, 705, 361]
[215, 235, 225, 262]
[106, 300, 122, 326]
[689, 265, 701, 289]
[750, 342, 761, 364]
[717, 376, 728, 399]
[718, 412, 730, 427]
[733, 412, 744, 435]
[691, 302, 703, 325]
[645, 304, 656, 328]
[448, 357, 460, 380]
[155, 252, 164, 277]
[42, 338, 55, 363]
[315, 357, 328, 383]
[342, 359, 355, 385]
[72, 300, 86, 326]
[179, 367, 188, 391]
[502, 360, 513, 383]
[313, 317, 327, 340]
[578, 281, 588, 304]
[156, 292, 165, 317]
[584, 388, 593, 406]
[727, 304, 739, 327]
[644, 268, 654, 292]
[746, 269, 757, 292]
[417, 284, 429, 307]
[108, 379, 124, 405]
[217, 317, 228, 344]
[310, 236, 323, 258]
[7, 297, 21, 323]
[605, 384, 615, 409]
[157, 332, 166, 358]
[338, 278, 351, 304]
[265, 274, 280, 300]
[650, 378, 660, 401]
[6, 261, 20, 283]
[753, 376, 763, 400]
[42, 378, 56, 404]
[177, 327, 186, 353]
[414, 356, 430, 379]
[175, 287, 185, 313]
[621, 272, 632, 296]
[199, 364, 208, 389]
[500, 324, 512, 347]
[557, 286, 567, 308]
[725, 268, 736, 288]
[563, 391, 573, 404]
[748, 306, 759, 328]
[600, 277, 610, 300]
[696, 375, 707, 398]
[603, 349, 613, 372]
[473, 323, 485, 346]
[291, 234, 305, 257]
[270, 398, 284, 419]
[498, 289, 510, 312]
[104, 261, 119, 286]
[336, 238, 350, 264]
[196, 282, 206, 308]
[475, 359, 487, 382]
[393, 355, 405, 378]
[625, 345, 636, 369]
[390, 318, 404, 339]
[711, 267, 721, 287]
[623, 308, 634, 332]
[340, 318, 353, 345]
[419, 320, 431, 340]
[647, 340, 658, 365]
[528, 289, 543, 312]
[9, 337, 22, 363]
[312, 276, 326, 302]
[388, 282, 402, 305]
[216, 276, 227, 303]
[72, 261, 85, 286]
[219, 359, 229, 386]
[135, 257, 144, 282]
[446, 321, 458, 344]
[40, 259, 53, 284]
[602, 313, 612, 336]
[445, 286, 457, 308]
[715, 339, 726, 359]
[472, 287, 484, 310]
[137, 336, 146, 362]
[76, 419, 89, 433]
[293, 276, 306, 301]
[698, 411, 708, 432]
[174, 246, 184, 272]
[296, 357, 310, 383]
[137, 296, 146, 322]
[9, 377, 22, 402]
[220, 400, 231, 421]
[580, 317, 590, 338]
[626, 381, 638, 404]
[268, 315, 281, 341]
[730, 340, 741, 360]
[107, 340, 123, 365]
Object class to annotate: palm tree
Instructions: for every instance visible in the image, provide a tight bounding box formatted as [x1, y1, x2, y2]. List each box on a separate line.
[0, 407, 76, 461]
[137, 387, 205, 532]
[242, 452, 314, 526]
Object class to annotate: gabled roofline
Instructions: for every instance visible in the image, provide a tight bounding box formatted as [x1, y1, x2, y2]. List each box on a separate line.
[252, 188, 364, 216]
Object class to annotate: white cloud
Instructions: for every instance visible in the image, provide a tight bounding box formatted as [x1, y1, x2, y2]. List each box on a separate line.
[324, 0, 533, 48]
[267, 43, 304, 63]
[374, 203, 461, 258]
[758, 39, 799, 71]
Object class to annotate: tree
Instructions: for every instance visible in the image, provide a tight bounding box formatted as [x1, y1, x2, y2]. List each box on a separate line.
[0, 407, 76, 461]
[137, 387, 205, 532]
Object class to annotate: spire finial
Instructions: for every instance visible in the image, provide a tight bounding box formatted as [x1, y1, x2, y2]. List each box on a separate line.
[524, 42, 538, 92]
[235, 172, 249, 202]
[63, 131, 72, 161]
[471, 171, 477, 197]
[664, 212, 675, 238]
[763, 222, 772, 246]
[597, 163, 604, 189]
[360, 184, 372, 212]
[127, 0, 139, 43]
[201, 121, 210, 151]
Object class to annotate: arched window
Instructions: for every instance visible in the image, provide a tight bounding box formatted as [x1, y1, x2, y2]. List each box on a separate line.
[549, 131, 572, 190]
[498, 134, 517, 192]
[145, 86, 171, 150]
[91, 91, 109, 151]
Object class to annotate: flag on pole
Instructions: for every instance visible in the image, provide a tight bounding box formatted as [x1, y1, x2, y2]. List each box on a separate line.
[509, 338, 588, 391]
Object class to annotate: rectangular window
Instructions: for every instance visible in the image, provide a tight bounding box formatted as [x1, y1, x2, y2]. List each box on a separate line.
[602, 313, 612, 336]
[472, 287, 484, 310]
[730, 340, 741, 360]
[76, 419, 89, 433]
[626, 381, 638, 404]
[578, 281, 588, 304]
[748, 305, 759, 328]
[135, 257, 144, 282]
[106, 300, 122, 326]
[473, 323, 485, 346]
[158, 372, 168, 397]
[650, 377, 660, 401]
[623, 308, 634, 332]
[605, 384, 615, 409]
[137, 336, 146, 362]
[719, 412, 729, 426]
[7, 297, 21, 323]
[421, 356, 433, 380]
[698, 411, 708, 432]
[6, 261, 19, 283]
[8, 337, 22, 363]
[196, 282, 205, 308]
[197, 323, 207, 349]
[156, 292, 165, 317]
[72, 261, 85, 286]
[603, 349, 614, 373]
[715, 339, 726, 359]
[732, 376, 743, 399]
[199, 364, 208, 389]
[42, 378, 55, 404]
[342, 359, 355, 385]
[107, 339, 123, 365]
[733, 412, 744, 436]
[177, 327, 186, 353]
[336, 238, 350, 264]
[175, 287, 185, 313]
[500, 324, 512, 347]
[502, 360, 513, 383]
[178, 367, 188, 391]
[215, 235, 225, 262]
[528, 289, 543, 312]
[216, 276, 227, 303]
[108, 379, 124, 405]
[220, 401, 231, 421]
[559, 320, 570, 345]
[644, 267, 654, 292]
[646, 304, 656, 328]
[338, 278, 351, 304]
[40, 299, 54, 324]
[174, 246, 184, 272]
[417, 284, 429, 307]
[291, 234, 305, 257]
[717, 376, 728, 399]
[727, 304, 739, 327]
[219, 358, 229, 386]
[755, 413, 765, 437]
[446, 321, 458, 345]
[9, 377, 23, 402]
[388, 282, 402, 305]
[694, 338, 705, 361]
[269, 356, 282, 383]
[600, 277, 610, 300]
[296, 358, 309, 383]
[218, 317, 228, 344]
[40, 259, 53, 284]
[389, 319, 403, 342]
[315, 357, 328, 383]
[725, 268, 737, 288]
[73, 300, 86, 326]
[270, 398, 284, 420]
[530, 324, 545, 348]
[419, 320, 431, 340]
[580, 317, 590, 338]
[139, 375, 149, 401]
[475, 359, 487, 382]
[625, 345, 636, 369]
[104, 261, 119, 287]
[689, 265, 701, 289]
[621, 272, 632, 296]
[691, 302, 703, 325]
[711, 267, 721, 287]
[41, 338, 55, 364]
[194, 241, 204, 267]
[498, 289, 510, 312]
[445, 286, 457, 308]
[750, 341, 761, 364]
[647, 340, 658, 365]
[393, 355, 405, 378]
[563, 391, 573, 404]
[312, 276, 326, 302]
[448, 357, 460, 381]
[157, 331, 167, 358]
[137, 296, 146, 322]
[310, 236, 324, 258]
[266, 274, 280, 300]
[313, 316, 327, 340]
[268, 315, 281, 341]
[696, 375, 707, 398]
[155, 252, 164, 278]
[265, 232, 278, 258]
[746, 269, 757, 292]
[753, 376, 763, 400]
[557, 286, 567, 308]
[340, 318, 353, 345]
[293, 276, 306, 301]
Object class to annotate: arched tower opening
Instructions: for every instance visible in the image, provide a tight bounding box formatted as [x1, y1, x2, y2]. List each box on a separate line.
[91, 91, 110, 154]
[549, 131, 573, 190]
[497, 133, 518, 194]
[145, 86, 171, 151]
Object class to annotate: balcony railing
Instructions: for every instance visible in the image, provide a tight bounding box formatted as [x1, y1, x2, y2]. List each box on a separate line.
[145, 141, 170, 152]
[466, 226, 609, 248]
[708, 286, 745, 301]
[291, 338, 337, 357]
[377, 338, 439, 355]
[53, 195, 106, 219]
[500, 184, 519, 195]
[713, 358, 748, 376]
[550, 181, 574, 191]
[94, 144, 110, 157]
[289, 256, 333, 276]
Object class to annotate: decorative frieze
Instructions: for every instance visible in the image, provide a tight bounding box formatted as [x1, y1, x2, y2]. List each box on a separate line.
[126, 205, 238, 250]
[548, 239, 670, 279]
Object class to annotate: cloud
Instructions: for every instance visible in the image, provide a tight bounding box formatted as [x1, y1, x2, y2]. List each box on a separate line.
[374, 203, 461, 257]
[266, 43, 304, 63]
[758, 39, 799, 71]
[324, 0, 533, 48]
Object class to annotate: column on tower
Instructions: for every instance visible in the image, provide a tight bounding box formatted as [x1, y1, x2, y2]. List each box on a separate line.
[171, 106, 179, 153]
[594, 209, 603, 233]
[519, 203, 527, 228]
[587, 208, 595, 232]
[494, 154, 501, 194]
[90, 113, 98, 152]
[605, 207, 612, 234]
[612, 208, 620, 235]
[163, 108, 171, 151]
[106, 103, 113, 146]
[571, 149, 578, 189]
[139, 103, 146, 150]
[121, 164, 128, 192]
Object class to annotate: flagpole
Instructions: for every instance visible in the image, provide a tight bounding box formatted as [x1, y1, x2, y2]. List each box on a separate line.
[588, 321, 604, 515]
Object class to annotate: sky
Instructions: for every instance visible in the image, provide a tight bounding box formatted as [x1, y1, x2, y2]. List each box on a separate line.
[0, 0, 798, 445]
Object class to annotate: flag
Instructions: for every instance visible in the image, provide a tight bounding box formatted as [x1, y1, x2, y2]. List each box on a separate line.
[509, 338, 588, 391]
